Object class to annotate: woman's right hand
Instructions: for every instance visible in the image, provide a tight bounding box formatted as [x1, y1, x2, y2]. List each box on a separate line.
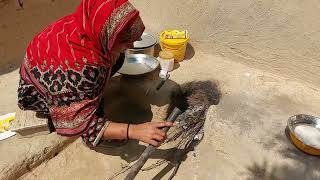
[129, 122, 174, 146]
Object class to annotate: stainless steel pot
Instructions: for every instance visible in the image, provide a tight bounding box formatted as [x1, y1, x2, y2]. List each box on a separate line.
[126, 33, 157, 56]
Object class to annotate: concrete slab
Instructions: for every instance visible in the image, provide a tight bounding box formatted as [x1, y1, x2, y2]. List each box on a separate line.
[0, 108, 74, 180]
[0, 132, 76, 180]
[10, 109, 48, 135]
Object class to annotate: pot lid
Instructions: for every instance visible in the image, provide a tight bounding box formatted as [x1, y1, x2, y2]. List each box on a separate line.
[133, 33, 157, 49]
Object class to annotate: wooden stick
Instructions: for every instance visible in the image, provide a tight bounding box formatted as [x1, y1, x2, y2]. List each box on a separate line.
[124, 107, 182, 180]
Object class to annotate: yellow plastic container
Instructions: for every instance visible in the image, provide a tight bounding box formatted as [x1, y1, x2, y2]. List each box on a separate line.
[0, 113, 15, 132]
[159, 30, 189, 62]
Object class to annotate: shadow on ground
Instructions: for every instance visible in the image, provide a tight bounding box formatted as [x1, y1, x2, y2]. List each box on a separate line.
[93, 70, 182, 162]
[245, 128, 320, 180]
[0, 64, 19, 76]
[93, 74, 222, 180]
[216, 91, 320, 180]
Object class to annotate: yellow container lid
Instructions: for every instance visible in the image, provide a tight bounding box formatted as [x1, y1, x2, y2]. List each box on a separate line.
[160, 30, 189, 45]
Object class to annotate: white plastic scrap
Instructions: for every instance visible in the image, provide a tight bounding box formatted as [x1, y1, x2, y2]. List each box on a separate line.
[0, 131, 16, 141]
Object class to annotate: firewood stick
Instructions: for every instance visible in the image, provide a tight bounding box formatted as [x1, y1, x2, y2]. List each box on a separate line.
[124, 107, 182, 180]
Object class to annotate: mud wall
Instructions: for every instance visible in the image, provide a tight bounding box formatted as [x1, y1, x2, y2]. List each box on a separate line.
[0, 0, 78, 71]
[132, 0, 320, 86]
[1, 0, 320, 85]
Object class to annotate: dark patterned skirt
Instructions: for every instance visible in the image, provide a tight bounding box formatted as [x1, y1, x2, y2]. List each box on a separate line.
[17, 53, 125, 134]
[18, 78, 49, 113]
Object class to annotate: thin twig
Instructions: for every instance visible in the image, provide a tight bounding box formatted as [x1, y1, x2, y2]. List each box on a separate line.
[107, 164, 132, 180]
[168, 163, 181, 180]
[142, 159, 168, 171]
[18, 0, 23, 8]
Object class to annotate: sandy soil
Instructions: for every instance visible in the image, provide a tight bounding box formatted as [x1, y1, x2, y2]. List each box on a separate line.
[17, 43, 320, 180]
[0, 0, 320, 180]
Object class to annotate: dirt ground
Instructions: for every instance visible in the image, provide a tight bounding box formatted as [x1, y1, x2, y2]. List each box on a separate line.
[1, 0, 320, 180]
[15, 42, 320, 180]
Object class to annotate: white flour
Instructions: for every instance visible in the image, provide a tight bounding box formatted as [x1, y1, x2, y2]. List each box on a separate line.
[294, 124, 320, 149]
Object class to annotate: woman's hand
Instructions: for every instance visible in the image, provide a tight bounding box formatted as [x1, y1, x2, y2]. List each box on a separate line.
[129, 122, 174, 146]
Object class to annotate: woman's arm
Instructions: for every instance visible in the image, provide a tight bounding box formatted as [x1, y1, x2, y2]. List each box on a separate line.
[103, 121, 174, 146]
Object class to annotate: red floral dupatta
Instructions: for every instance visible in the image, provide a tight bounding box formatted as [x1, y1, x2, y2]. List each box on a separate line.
[21, 0, 145, 137]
